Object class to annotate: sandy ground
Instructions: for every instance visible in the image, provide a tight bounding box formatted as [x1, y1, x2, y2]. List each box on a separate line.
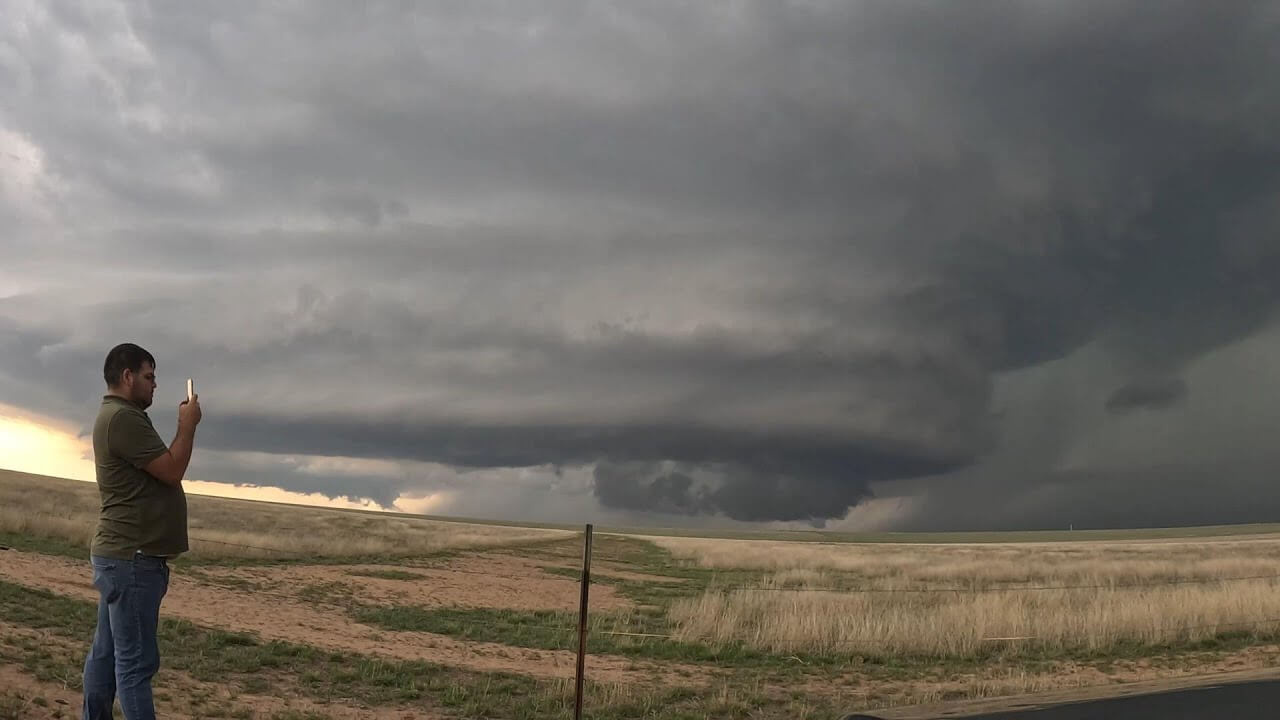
[0, 621, 445, 719]
[0, 664, 80, 720]
[7, 545, 1280, 718]
[193, 552, 633, 612]
[0, 548, 712, 687]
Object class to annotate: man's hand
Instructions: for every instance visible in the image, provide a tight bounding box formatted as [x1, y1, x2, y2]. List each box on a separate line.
[179, 394, 202, 429]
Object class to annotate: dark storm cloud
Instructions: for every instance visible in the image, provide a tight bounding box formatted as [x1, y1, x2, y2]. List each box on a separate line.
[593, 463, 709, 517]
[591, 462, 878, 526]
[0, 317, 104, 422]
[1105, 377, 1189, 415]
[3, 1, 1280, 525]
[193, 412, 964, 480]
[186, 453, 412, 509]
[893, 463, 1280, 533]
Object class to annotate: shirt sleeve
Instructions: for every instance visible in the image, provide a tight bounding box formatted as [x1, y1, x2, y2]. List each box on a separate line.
[107, 409, 170, 470]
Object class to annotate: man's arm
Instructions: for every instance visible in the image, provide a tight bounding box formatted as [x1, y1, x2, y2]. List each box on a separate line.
[143, 396, 202, 487]
[143, 423, 197, 487]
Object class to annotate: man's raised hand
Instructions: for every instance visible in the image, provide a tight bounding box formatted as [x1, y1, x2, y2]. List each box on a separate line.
[179, 393, 202, 429]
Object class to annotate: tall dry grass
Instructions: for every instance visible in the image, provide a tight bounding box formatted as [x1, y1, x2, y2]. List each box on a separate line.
[651, 535, 1280, 586]
[0, 468, 570, 559]
[670, 580, 1280, 657]
[657, 535, 1280, 658]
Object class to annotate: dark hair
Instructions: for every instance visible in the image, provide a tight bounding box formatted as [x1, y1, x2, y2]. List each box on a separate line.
[103, 343, 156, 387]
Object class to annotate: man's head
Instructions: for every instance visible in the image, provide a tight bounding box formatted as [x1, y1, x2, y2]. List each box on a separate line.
[104, 343, 157, 409]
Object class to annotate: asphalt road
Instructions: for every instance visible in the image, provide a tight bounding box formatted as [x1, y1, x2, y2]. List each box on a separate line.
[860, 678, 1280, 719]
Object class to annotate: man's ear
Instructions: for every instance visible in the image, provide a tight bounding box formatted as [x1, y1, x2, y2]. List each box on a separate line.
[120, 368, 133, 387]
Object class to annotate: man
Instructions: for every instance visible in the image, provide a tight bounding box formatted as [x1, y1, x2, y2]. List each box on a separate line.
[83, 343, 201, 720]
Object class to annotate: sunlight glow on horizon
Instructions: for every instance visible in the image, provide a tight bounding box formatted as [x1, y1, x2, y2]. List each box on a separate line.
[0, 404, 95, 482]
[0, 405, 450, 515]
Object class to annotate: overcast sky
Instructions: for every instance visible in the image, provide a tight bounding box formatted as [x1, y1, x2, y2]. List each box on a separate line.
[3, 1, 1280, 530]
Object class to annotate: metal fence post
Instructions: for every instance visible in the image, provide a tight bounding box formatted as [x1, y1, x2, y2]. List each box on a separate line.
[573, 523, 594, 720]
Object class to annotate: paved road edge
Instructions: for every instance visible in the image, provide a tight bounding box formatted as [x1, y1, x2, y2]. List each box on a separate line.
[860, 665, 1280, 719]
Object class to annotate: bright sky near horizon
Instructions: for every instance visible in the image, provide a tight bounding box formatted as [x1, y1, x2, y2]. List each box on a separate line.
[0, 403, 449, 514]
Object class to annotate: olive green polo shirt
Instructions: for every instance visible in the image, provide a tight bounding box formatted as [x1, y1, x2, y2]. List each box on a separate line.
[90, 395, 189, 560]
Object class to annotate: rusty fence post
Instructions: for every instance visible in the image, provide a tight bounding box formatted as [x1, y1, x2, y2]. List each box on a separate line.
[573, 523, 594, 720]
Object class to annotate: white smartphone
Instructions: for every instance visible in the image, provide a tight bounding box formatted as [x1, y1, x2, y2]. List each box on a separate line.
[186, 378, 194, 403]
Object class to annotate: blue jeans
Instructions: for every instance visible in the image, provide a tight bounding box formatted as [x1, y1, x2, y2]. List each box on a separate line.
[82, 553, 170, 720]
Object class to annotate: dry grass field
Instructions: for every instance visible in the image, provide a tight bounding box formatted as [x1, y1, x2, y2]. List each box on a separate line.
[0, 468, 571, 559]
[4, 467, 1280, 720]
[655, 536, 1280, 656]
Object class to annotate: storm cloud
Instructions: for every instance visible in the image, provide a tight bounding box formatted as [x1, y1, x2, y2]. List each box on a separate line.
[3, 1, 1280, 527]
[1105, 377, 1188, 415]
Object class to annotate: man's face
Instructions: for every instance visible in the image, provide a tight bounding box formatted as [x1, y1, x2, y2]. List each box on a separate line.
[126, 362, 157, 409]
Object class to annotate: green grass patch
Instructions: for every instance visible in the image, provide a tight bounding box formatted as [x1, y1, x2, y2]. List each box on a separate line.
[177, 567, 269, 593]
[538, 565, 700, 607]
[346, 568, 424, 581]
[351, 603, 820, 668]
[171, 547, 463, 569]
[0, 692, 44, 720]
[7, 576, 1280, 720]
[557, 536, 776, 606]
[0, 531, 87, 560]
[0, 577, 98, 633]
[0, 633, 84, 691]
[0, 577, 534, 706]
[296, 580, 360, 606]
[353, 605, 580, 650]
[1, 578, 840, 719]
[345, 597, 1280, 680]
[537, 565, 583, 582]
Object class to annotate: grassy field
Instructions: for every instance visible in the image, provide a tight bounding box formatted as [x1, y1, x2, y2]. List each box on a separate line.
[0, 468, 571, 561]
[653, 535, 1280, 656]
[4, 467, 1280, 719]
